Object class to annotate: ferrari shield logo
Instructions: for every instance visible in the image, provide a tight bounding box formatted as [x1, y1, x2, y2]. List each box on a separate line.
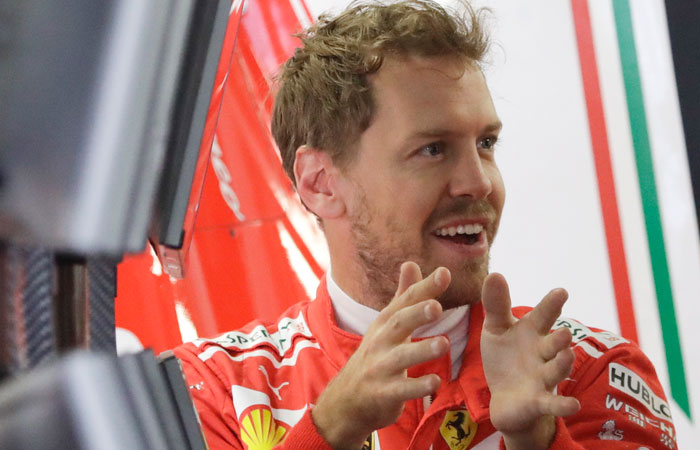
[439, 410, 477, 450]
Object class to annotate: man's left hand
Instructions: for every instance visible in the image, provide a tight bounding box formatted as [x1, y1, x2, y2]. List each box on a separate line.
[480, 273, 581, 450]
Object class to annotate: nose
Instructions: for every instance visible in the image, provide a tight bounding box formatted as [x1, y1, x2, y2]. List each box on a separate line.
[448, 148, 492, 200]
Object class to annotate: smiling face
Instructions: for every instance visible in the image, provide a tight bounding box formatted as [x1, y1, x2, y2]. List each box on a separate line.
[326, 55, 505, 310]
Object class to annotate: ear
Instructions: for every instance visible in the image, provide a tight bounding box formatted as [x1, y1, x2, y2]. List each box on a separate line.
[293, 146, 346, 219]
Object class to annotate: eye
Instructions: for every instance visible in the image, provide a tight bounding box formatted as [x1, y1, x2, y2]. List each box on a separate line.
[418, 142, 445, 157]
[478, 136, 498, 151]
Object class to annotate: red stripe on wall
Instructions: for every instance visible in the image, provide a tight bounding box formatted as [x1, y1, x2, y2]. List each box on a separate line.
[300, 0, 314, 23]
[570, 0, 639, 342]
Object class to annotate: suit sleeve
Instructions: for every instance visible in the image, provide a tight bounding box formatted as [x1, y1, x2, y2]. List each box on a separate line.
[174, 343, 334, 450]
[174, 344, 246, 449]
[497, 341, 676, 450]
[549, 342, 675, 449]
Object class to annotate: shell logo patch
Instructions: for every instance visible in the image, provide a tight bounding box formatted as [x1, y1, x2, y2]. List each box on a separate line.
[439, 410, 477, 450]
[361, 431, 378, 450]
[240, 408, 287, 450]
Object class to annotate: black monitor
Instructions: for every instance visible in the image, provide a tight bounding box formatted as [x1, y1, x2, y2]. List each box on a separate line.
[0, 353, 149, 449]
[0, 351, 207, 450]
[0, 0, 230, 256]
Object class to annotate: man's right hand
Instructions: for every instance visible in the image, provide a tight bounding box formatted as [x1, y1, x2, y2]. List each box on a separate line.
[311, 262, 451, 449]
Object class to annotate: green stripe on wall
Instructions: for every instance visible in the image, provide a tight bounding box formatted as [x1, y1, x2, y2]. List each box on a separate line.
[612, 0, 691, 418]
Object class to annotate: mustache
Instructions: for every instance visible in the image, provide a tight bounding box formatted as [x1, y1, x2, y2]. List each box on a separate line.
[427, 197, 497, 226]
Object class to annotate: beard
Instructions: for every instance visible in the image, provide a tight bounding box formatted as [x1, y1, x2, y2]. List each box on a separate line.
[349, 189, 497, 311]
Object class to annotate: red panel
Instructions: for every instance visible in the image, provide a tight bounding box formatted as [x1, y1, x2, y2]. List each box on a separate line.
[115, 0, 324, 352]
[175, 221, 319, 337]
[114, 246, 181, 351]
[240, 0, 305, 78]
[194, 45, 290, 228]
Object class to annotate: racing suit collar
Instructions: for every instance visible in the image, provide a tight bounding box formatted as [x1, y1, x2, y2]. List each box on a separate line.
[307, 275, 492, 423]
[326, 272, 470, 380]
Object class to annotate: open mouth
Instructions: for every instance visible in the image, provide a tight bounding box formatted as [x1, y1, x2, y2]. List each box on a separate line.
[433, 223, 483, 245]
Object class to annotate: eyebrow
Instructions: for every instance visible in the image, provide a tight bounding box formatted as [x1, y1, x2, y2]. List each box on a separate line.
[404, 120, 503, 143]
[483, 120, 503, 134]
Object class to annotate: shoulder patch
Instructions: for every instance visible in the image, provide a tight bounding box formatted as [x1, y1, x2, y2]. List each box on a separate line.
[608, 362, 673, 422]
[553, 317, 628, 356]
[196, 311, 313, 356]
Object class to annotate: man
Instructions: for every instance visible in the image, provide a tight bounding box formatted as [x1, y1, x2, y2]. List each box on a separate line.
[175, 1, 676, 449]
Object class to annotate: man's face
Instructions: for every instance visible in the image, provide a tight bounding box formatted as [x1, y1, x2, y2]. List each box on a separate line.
[337, 55, 505, 310]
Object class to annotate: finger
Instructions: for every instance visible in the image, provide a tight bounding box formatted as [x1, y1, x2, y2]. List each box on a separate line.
[537, 392, 581, 418]
[527, 288, 568, 334]
[385, 266, 450, 315]
[542, 348, 575, 389]
[539, 327, 572, 361]
[396, 261, 422, 296]
[482, 273, 515, 333]
[379, 300, 443, 344]
[382, 337, 449, 371]
[384, 374, 442, 403]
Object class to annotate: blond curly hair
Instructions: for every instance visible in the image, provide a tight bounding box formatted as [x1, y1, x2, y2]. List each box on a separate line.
[271, 0, 489, 184]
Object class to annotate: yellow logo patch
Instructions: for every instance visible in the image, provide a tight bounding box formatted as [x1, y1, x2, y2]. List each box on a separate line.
[240, 408, 287, 450]
[439, 410, 477, 450]
[361, 431, 377, 450]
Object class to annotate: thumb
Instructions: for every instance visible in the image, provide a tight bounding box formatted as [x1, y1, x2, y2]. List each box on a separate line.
[482, 273, 515, 333]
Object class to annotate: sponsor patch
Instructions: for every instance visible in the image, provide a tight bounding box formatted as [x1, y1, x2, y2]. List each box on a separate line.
[361, 431, 379, 450]
[597, 420, 624, 441]
[206, 311, 313, 355]
[605, 394, 676, 441]
[553, 318, 628, 352]
[660, 433, 676, 449]
[440, 410, 477, 450]
[259, 365, 289, 401]
[231, 385, 308, 427]
[240, 408, 287, 449]
[608, 363, 673, 422]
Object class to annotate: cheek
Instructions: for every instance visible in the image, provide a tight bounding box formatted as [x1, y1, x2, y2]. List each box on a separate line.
[406, 183, 444, 213]
[381, 186, 441, 232]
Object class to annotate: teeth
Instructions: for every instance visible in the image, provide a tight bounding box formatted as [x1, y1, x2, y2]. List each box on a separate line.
[435, 223, 483, 237]
[464, 224, 482, 234]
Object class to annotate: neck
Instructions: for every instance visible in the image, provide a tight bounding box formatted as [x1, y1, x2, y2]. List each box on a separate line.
[330, 265, 385, 311]
[327, 235, 392, 311]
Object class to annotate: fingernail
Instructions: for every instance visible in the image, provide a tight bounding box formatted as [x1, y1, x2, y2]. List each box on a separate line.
[434, 268, 444, 285]
[424, 303, 435, 320]
[431, 338, 443, 354]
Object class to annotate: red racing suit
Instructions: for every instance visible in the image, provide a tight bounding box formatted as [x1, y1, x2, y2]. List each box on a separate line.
[174, 278, 677, 449]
